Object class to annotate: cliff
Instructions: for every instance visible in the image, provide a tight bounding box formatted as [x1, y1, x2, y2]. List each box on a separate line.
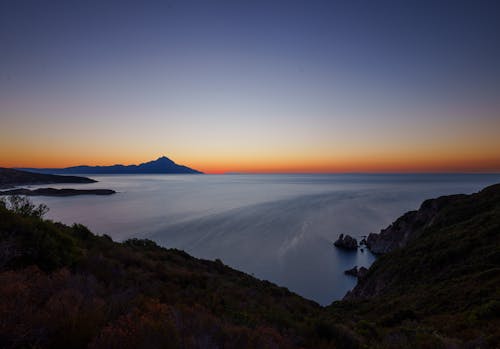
[347, 184, 500, 299]
[365, 193, 467, 254]
[335, 184, 500, 347]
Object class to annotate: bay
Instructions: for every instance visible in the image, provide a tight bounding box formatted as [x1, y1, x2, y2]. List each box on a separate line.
[28, 173, 500, 305]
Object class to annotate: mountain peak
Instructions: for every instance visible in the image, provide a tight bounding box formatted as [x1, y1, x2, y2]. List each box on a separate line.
[155, 156, 173, 163]
[142, 156, 176, 167]
[21, 156, 203, 175]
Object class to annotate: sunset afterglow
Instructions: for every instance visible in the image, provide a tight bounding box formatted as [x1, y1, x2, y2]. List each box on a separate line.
[1, 1, 499, 173]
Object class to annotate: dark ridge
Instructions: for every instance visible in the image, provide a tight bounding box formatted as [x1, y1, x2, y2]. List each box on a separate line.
[0, 188, 116, 196]
[333, 183, 500, 347]
[0, 198, 321, 348]
[0, 167, 96, 189]
[345, 183, 500, 299]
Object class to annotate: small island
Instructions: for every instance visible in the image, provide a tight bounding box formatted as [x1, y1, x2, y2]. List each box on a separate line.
[333, 233, 358, 250]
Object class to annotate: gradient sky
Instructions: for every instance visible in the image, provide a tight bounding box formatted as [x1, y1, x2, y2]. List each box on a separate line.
[1, 0, 500, 173]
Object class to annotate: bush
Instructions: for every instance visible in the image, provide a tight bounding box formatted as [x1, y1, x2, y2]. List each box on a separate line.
[124, 238, 159, 250]
[2, 195, 49, 218]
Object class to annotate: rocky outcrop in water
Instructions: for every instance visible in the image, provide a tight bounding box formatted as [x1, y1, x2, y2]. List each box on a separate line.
[344, 266, 369, 279]
[344, 266, 358, 276]
[357, 267, 368, 279]
[334, 234, 358, 250]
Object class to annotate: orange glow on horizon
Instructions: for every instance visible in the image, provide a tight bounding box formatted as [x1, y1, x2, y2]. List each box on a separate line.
[1, 151, 499, 174]
[198, 158, 500, 174]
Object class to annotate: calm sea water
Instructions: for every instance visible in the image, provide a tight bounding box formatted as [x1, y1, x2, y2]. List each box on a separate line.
[28, 173, 500, 305]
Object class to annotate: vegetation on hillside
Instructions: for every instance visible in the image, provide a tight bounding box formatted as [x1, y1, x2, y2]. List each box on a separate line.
[330, 184, 500, 348]
[1, 185, 499, 348]
[0, 196, 328, 348]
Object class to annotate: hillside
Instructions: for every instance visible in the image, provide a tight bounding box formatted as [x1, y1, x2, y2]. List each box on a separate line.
[1, 184, 499, 348]
[0, 196, 324, 349]
[21, 156, 203, 175]
[0, 167, 96, 189]
[336, 184, 500, 347]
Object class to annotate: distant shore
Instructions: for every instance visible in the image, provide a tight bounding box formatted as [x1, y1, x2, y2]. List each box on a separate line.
[0, 167, 96, 189]
[0, 188, 116, 197]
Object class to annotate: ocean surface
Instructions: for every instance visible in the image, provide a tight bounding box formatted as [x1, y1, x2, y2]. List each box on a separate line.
[27, 173, 500, 305]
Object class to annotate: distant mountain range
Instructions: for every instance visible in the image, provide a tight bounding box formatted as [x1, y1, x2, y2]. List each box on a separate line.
[20, 156, 203, 175]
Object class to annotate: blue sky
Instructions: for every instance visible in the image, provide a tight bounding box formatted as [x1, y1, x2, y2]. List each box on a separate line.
[1, 0, 499, 172]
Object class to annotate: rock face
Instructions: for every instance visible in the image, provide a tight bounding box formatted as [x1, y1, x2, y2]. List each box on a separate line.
[344, 266, 369, 279]
[0, 188, 116, 197]
[344, 267, 358, 276]
[357, 267, 368, 279]
[365, 194, 465, 254]
[343, 186, 500, 301]
[333, 234, 358, 250]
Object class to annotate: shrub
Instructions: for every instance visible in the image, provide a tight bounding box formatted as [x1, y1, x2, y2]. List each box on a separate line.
[2, 195, 49, 218]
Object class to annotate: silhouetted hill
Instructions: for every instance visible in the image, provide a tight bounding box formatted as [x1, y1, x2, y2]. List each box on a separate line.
[0, 167, 96, 189]
[333, 183, 500, 347]
[1, 184, 499, 348]
[0, 196, 321, 349]
[21, 156, 202, 174]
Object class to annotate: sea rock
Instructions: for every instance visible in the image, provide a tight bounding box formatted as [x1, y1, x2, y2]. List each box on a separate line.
[357, 267, 369, 279]
[344, 266, 369, 279]
[344, 267, 358, 277]
[334, 234, 358, 250]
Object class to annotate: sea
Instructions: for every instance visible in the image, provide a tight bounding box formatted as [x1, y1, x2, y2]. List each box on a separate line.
[27, 173, 500, 305]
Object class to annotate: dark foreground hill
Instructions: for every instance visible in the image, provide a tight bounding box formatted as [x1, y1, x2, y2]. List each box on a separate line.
[335, 184, 500, 348]
[1, 184, 499, 348]
[0, 196, 322, 349]
[0, 167, 96, 189]
[21, 156, 203, 175]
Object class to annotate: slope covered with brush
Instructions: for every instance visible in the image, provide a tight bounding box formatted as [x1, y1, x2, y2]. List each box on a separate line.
[332, 184, 500, 348]
[1, 182, 500, 348]
[0, 196, 330, 349]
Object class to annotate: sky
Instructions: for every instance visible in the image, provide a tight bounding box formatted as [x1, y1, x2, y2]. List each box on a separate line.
[1, 0, 499, 173]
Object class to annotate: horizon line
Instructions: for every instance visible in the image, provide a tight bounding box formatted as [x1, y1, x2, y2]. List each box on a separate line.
[7, 166, 500, 176]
